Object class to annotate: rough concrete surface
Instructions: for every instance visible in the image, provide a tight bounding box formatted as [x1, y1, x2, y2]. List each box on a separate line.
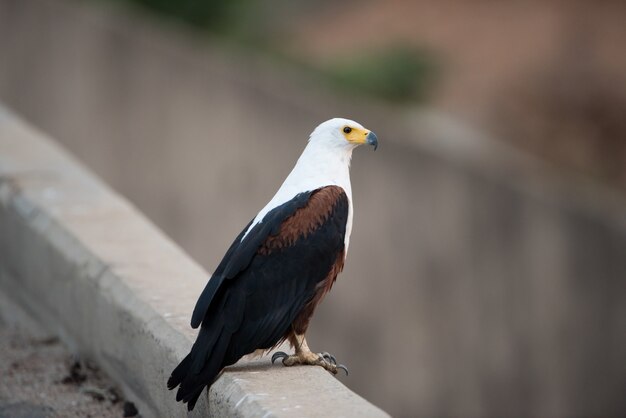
[0, 314, 131, 418]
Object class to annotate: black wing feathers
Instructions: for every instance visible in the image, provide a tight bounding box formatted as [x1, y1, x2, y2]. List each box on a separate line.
[190, 221, 251, 329]
[190, 192, 314, 328]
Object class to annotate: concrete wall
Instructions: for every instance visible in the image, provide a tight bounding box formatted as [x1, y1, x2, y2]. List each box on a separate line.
[1, 0, 625, 416]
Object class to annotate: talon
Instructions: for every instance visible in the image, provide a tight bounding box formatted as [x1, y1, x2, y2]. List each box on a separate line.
[320, 352, 337, 365]
[271, 351, 289, 364]
[337, 364, 349, 376]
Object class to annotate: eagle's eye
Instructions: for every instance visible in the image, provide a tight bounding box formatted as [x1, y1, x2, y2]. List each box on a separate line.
[343, 126, 352, 134]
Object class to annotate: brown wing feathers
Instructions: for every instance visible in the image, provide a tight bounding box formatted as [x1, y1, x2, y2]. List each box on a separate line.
[259, 186, 347, 254]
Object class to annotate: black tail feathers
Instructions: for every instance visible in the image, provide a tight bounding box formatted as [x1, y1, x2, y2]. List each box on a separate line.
[166, 353, 191, 391]
[167, 327, 231, 411]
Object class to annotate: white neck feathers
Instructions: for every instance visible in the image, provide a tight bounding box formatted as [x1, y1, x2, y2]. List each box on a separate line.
[243, 140, 354, 247]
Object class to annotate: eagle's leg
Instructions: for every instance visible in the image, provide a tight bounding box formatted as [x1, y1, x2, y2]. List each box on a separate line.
[271, 333, 348, 375]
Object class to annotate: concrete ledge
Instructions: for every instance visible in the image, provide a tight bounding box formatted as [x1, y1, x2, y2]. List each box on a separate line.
[0, 104, 388, 417]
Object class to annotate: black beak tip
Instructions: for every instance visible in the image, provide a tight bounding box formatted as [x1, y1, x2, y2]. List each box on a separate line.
[366, 131, 379, 151]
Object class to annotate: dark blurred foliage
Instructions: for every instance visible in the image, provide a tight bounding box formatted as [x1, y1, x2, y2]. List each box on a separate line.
[320, 44, 439, 103]
[115, 0, 252, 32]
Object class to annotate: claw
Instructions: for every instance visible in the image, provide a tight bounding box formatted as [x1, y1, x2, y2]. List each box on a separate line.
[337, 364, 349, 376]
[271, 351, 289, 364]
[320, 352, 337, 365]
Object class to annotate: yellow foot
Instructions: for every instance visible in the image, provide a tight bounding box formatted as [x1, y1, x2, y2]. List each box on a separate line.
[271, 351, 348, 375]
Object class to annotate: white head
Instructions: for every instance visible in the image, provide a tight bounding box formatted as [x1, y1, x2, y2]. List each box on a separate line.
[244, 118, 376, 242]
[308, 118, 378, 152]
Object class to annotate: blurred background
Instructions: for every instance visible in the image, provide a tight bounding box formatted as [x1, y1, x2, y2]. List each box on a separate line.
[1, 0, 625, 416]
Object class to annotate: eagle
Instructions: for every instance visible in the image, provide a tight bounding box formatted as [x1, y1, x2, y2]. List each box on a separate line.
[167, 118, 378, 410]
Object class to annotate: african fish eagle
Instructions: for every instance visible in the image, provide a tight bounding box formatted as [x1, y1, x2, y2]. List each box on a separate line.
[167, 118, 378, 410]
